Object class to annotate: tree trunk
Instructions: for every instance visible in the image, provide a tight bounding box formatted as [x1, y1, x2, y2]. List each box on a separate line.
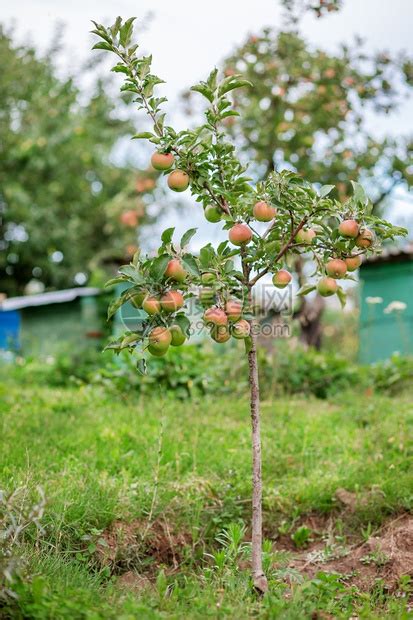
[247, 327, 268, 594]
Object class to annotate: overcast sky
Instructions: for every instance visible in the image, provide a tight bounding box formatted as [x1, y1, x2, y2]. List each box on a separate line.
[3, 1, 413, 252]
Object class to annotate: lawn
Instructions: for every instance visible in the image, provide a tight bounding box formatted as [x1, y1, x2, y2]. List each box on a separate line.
[1, 373, 413, 618]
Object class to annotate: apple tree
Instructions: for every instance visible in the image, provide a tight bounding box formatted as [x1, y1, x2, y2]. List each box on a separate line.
[92, 17, 406, 592]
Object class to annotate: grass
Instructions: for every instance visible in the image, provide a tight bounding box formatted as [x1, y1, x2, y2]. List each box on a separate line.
[1, 372, 413, 618]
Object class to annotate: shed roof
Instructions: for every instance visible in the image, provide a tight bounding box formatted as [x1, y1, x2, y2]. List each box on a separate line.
[363, 243, 413, 266]
[0, 287, 102, 312]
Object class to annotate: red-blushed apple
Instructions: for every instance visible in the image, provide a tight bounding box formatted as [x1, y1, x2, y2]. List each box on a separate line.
[317, 276, 338, 297]
[295, 228, 316, 244]
[338, 219, 359, 238]
[120, 210, 139, 227]
[232, 319, 251, 339]
[225, 299, 243, 322]
[148, 326, 172, 352]
[165, 259, 187, 283]
[253, 201, 276, 222]
[325, 258, 347, 278]
[272, 269, 292, 288]
[210, 325, 231, 343]
[204, 205, 222, 223]
[229, 223, 252, 246]
[204, 307, 228, 326]
[142, 295, 161, 315]
[356, 228, 374, 248]
[201, 272, 216, 284]
[169, 324, 186, 346]
[345, 254, 362, 271]
[167, 170, 189, 192]
[151, 152, 175, 171]
[160, 290, 184, 313]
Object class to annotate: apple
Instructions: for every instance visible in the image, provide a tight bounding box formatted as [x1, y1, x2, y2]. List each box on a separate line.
[317, 276, 338, 297]
[142, 296, 161, 315]
[229, 223, 252, 246]
[204, 205, 222, 223]
[232, 319, 250, 339]
[160, 290, 184, 313]
[167, 170, 189, 192]
[356, 228, 374, 248]
[165, 259, 187, 283]
[211, 325, 231, 343]
[169, 324, 186, 346]
[131, 289, 147, 309]
[295, 228, 316, 244]
[225, 299, 243, 322]
[201, 272, 216, 284]
[148, 345, 168, 357]
[151, 152, 174, 171]
[272, 270, 292, 288]
[204, 307, 228, 326]
[199, 287, 215, 307]
[325, 258, 347, 279]
[148, 326, 172, 352]
[338, 219, 359, 238]
[345, 255, 362, 271]
[253, 201, 276, 222]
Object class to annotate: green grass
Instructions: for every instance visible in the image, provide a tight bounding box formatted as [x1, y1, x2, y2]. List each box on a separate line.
[1, 373, 413, 618]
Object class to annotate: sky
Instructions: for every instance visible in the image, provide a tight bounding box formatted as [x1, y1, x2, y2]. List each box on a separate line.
[3, 0, 413, 261]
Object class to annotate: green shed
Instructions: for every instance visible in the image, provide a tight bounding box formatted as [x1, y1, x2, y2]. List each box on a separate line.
[0, 288, 103, 357]
[359, 246, 413, 363]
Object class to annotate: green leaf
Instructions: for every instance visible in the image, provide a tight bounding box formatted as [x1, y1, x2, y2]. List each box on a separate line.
[297, 284, 316, 296]
[92, 42, 113, 51]
[104, 276, 127, 288]
[182, 254, 200, 276]
[137, 358, 147, 375]
[218, 77, 253, 98]
[190, 85, 214, 103]
[217, 241, 229, 255]
[224, 259, 234, 273]
[336, 287, 347, 309]
[132, 132, 154, 140]
[180, 228, 197, 248]
[174, 313, 191, 337]
[118, 265, 144, 284]
[200, 244, 215, 268]
[319, 184, 335, 198]
[161, 227, 175, 244]
[351, 181, 368, 205]
[150, 254, 170, 280]
[119, 17, 136, 47]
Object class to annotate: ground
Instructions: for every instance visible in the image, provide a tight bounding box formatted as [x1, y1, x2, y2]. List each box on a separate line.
[1, 373, 413, 618]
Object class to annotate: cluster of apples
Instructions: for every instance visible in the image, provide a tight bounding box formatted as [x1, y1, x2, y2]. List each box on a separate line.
[151, 152, 189, 192]
[202, 294, 250, 344]
[131, 258, 188, 357]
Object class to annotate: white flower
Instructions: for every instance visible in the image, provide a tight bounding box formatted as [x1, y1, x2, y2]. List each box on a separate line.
[384, 301, 407, 314]
[366, 296, 383, 305]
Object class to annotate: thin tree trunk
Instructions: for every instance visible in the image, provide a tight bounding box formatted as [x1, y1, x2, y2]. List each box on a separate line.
[247, 327, 268, 594]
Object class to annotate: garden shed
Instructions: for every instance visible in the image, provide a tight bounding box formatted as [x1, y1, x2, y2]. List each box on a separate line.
[359, 245, 413, 363]
[0, 287, 103, 357]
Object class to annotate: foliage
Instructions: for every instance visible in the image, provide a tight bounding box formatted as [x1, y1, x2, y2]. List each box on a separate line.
[1, 372, 413, 616]
[0, 26, 157, 296]
[91, 17, 406, 369]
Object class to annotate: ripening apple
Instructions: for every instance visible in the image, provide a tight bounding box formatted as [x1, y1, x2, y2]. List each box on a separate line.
[160, 290, 184, 313]
[317, 276, 338, 297]
[272, 270, 292, 288]
[338, 219, 359, 238]
[167, 170, 189, 192]
[225, 299, 243, 322]
[165, 259, 187, 283]
[131, 289, 148, 309]
[201, 272, 216, 284]
[169, 324, 186, 346]
[148, 345, 168, 357]
[356, 228, 374, 248]
[295, 228, 316, 244]
[151, 152, 175, 171]
[253, 201, 277, 222]
[229, 223, 252, 246]
[148, 326, 172, 352]
[325, 258, 347, 279]
[204, 307, 228, 326]
[345, 255, 362, 271]
[142, 295, 161, 315]
[120, 210, 139, 227]
[204, 205, 222, 223]
[211, 325, 231, 343]
[232, 319, 251, 339]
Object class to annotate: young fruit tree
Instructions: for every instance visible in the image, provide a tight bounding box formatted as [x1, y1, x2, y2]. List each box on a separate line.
[92, 18, 406, 593]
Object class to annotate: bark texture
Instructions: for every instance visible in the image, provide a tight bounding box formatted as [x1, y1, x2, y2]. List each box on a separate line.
[247, 326, 268, 594]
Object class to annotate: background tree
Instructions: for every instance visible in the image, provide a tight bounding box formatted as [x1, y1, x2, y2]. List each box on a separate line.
[92, 17, 405, 592]
[183, 19, 413, 347]
[0, 26, 158, 297]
